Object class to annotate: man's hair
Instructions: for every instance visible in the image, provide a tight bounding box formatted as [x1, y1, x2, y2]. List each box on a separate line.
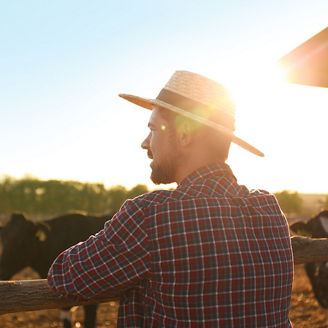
[158, 107, 231, 162]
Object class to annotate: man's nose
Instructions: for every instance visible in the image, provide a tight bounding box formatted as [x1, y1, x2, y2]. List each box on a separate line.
[141, 133, 150, 150]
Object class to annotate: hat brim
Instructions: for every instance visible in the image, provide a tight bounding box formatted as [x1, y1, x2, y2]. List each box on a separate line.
[119, 93, 264, 157]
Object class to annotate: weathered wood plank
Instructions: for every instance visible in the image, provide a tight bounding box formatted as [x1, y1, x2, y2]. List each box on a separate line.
[291, 236, 328, 265]
[0, 279, 122, 315]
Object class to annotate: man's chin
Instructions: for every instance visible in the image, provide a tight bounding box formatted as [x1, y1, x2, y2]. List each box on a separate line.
[150, 174, 167, 185]
[150, 168, 175, 185]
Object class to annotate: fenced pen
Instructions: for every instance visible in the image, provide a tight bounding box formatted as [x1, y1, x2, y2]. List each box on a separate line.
[0, 235, 328, 316]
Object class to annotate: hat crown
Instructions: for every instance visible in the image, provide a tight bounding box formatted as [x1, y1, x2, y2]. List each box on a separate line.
[164, 70, 235, 118]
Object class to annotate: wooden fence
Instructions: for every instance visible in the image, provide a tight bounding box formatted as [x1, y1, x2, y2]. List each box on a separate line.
[1, 236, 328, 315]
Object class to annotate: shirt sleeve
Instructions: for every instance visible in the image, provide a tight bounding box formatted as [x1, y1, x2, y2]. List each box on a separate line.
[47, 199, 151, 300]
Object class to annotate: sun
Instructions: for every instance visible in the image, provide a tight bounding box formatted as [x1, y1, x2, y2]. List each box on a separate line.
[213, 60, 294, 191]
[219, 61, 287, 143]
[223, 61, 287, 112]
[216, 57, 327, 193]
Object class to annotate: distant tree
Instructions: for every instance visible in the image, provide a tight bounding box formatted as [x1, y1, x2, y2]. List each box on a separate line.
[274, 190, 303, 216]
[0, 176, 13, 214]
[318, 195, 328, 210]
[106, 185, 128, 212]
[127, 184, 148, 199]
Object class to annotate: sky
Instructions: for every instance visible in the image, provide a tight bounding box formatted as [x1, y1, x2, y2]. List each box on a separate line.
[1, 0, 327, 193]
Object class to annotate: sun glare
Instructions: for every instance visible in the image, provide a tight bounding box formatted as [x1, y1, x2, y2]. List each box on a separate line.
[219, 61, 298, 191]
[221, 61, 287, 139]
[218, 57, 327, 193]
[224, 62, 286, 109]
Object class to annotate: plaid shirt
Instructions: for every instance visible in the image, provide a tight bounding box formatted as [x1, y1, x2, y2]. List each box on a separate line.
[48, 163, 293, 327]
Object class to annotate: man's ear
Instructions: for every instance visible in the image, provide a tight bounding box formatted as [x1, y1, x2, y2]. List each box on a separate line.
[177, 121, 193, 147]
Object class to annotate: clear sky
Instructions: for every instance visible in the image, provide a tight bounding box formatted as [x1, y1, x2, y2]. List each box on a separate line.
[1, 0, 327, 193]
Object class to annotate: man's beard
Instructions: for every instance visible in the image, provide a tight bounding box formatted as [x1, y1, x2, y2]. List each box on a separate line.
[148, 150, 180, 185]
[151, 160, 177, 185]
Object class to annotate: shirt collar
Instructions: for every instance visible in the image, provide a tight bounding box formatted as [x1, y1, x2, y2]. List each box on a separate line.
[178, 162, 237, 188]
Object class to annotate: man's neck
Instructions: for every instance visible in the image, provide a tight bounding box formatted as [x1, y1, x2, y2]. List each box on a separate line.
[174, 157, 224, 184]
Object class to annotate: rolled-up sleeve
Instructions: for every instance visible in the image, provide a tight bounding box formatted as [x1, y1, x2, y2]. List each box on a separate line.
[47, 199, 151, 300]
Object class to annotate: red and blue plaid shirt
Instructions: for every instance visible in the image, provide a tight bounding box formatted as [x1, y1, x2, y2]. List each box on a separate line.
[48, 163, 293, 327]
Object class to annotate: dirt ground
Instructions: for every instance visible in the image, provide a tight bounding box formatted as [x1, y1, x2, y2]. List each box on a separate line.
[1, 265, 327, 327]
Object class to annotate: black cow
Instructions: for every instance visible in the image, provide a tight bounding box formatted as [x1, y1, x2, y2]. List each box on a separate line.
[290, 210, 328, 308]
[0, 212, 111, 328]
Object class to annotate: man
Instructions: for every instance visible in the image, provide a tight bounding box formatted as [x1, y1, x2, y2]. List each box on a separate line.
[48, 70, 294, 327]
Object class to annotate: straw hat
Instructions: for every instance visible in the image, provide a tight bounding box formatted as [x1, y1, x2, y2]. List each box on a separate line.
[119, 70, 264, 157]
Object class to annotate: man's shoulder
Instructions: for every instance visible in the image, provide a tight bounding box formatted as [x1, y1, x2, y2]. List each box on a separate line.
[245, 189, 284, 215]
[113, 189, 181, 221]
[109, 190, 175, 224]
[248, 188, 278, 202]
[129, 189, 178, 207]
[247, 188, 274, 198]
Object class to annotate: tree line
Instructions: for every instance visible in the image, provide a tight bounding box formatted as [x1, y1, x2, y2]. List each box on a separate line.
[274, 190, 328, 217]
[274, 190, 303, 216]
[0, 176, 148, 219]
[1, 175, 326, 220]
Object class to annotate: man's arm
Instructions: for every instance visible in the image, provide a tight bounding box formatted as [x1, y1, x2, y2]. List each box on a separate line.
[47, 199, 151, 300]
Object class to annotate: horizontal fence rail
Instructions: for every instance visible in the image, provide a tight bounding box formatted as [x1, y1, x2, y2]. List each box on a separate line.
[1, 236, 328, 315]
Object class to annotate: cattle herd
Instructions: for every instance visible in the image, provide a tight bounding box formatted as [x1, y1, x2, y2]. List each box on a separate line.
[0, 212, 113, 328]
[0, 209, 327, 327]
[290, 210, 328, 310]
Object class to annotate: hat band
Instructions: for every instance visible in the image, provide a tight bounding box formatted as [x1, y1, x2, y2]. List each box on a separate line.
[156, 88, 235, 129]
